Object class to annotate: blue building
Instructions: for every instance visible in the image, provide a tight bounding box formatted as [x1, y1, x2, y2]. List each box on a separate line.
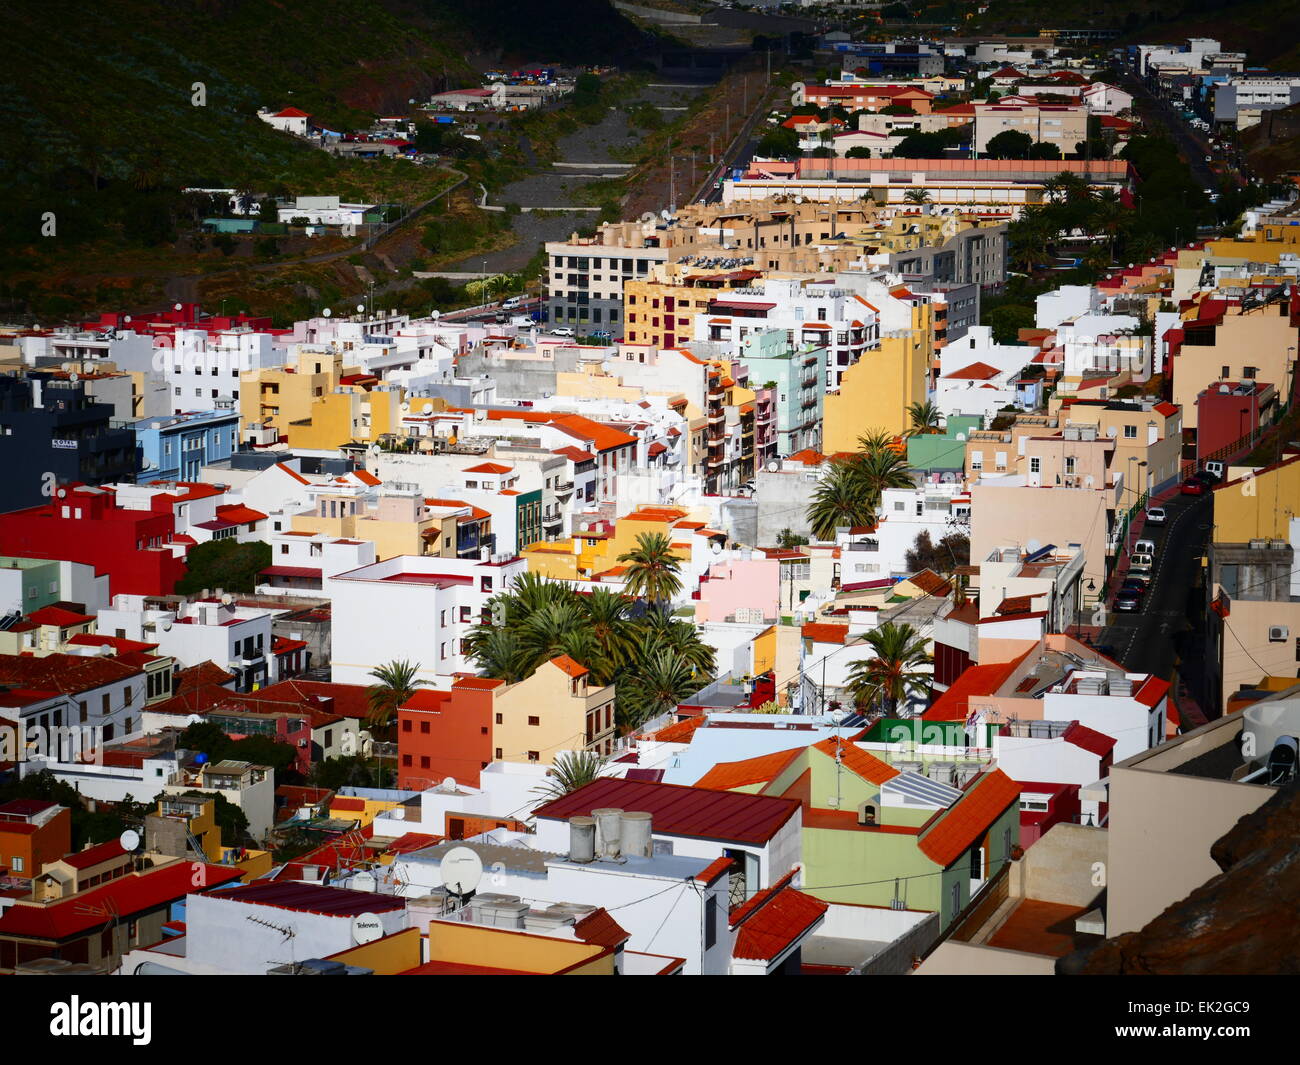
[135, 409, 239, 482]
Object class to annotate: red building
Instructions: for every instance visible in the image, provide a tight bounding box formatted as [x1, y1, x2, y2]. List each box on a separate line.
[398, 677, 501, 789]
[0, 800, 71, 882]
[0, 484, 187, 596]
[1194, 380, 1276, 461]
[1016, 781, 1082, 847]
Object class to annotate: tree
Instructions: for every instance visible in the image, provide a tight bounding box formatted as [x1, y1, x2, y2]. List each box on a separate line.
[807, 459, 877, 541]
[845, 146, 873, 159]
[617, 649, 698, 732]
[532, 750, 609, 802]
[903, 188, 932, 206]
[756, 126, 800, 159]
[176, 539, 271, 595]
[985, 304, 1036, 344]
[844, 623, 933, 715]
[366, 660, 425, 731]
[880, 104, 915, 116]
[891, 130, 959, 158]
[776, 528, 809, 548]
[905, 530, 970, 575]
[906, 399, 941, 435]
[617, 532, 683, 610]
[1027, 140, 1062, 160]
[984, 130, 1034, 160]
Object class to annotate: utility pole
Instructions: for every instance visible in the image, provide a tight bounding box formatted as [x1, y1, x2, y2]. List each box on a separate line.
[669, 157, 675, 215]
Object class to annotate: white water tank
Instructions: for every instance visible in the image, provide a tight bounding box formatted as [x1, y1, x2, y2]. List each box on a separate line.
[568, 816, 596, 863]
[620, 811, 653, 858]
[593, 808, 624, 858]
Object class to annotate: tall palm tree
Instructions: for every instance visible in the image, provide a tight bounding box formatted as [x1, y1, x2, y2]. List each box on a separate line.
[636, 614, 716, 678]
[582, 588, 635, 673]
[904, 188, 932, 206]
[366, 659, 426, 730]
[465, 628, 530, 684]
[532, 750, 609, 802]
[845, 623, 933, 716]
[857, 427, 898, 456]
[852, 446, 916, 505]
[617, 531, 683, 610]
[906, 400, 942, 436]
[617, 650, 699, 733]
[807, 459, 877, 541]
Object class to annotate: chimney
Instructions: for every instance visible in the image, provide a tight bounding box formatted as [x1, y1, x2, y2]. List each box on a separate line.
[592, 807, 623, 859]
[620, 811, 652, 858]
[568, 816, 596, 863]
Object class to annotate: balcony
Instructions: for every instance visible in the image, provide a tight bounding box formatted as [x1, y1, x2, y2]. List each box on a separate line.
[554, 479, 574, 496]
[541, 511, 564, 528]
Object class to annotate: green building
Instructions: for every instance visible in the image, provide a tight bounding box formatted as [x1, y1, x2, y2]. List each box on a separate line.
[514, 489, 543, 551]
[907, 414, 981, 473]
[739, 330, 827, 457]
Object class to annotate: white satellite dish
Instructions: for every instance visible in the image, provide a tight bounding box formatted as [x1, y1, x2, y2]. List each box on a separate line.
[118, 829, 141, 853]
[351, 911, 383, 945]
[430, 310, 441, 321]
[352, 870, 377, 893]
[440, 846, 483, 896]
[422, 402, 433, 414]
[357, 304, 365, 314]
[174, 302, 183, 311]
[69, 372, 79, 384]
[323, 307, 333, 318]
[1026, 538, 1042, 554]
[766, 459, 779, 473]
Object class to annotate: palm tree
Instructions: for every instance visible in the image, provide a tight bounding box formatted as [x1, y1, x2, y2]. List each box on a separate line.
[617, 531, 683, 610]
[465, 627, 530, 684]
[582, 588, 635, 674]
[807, 459, 877, 541]
[636, 614, 716, 678]
[366, 659, 426, 730]
[904, 188, 932, 206]
[532, 750, 609, 802]
[845, 623, 933, 716]
[906, 400, 942, 436]
[852, 446, 916, 506]
[617, 649, 699, 733]
[857, 427, 898, 456]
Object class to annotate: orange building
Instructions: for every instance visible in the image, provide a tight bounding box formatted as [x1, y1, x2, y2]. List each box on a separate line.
[0, 800, 71, 881]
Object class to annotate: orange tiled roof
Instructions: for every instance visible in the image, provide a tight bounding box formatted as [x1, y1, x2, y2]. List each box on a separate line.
[549, 654, 589, 679]
[918, 769, 1022, 867]
[650, 717, 705, 743]
[801, 622, 849, 645]
[812, 736, 898, 786]
[695, 747, 804, 791]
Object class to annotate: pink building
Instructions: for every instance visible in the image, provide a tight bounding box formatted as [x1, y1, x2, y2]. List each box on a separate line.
[694, 557, 780, 624]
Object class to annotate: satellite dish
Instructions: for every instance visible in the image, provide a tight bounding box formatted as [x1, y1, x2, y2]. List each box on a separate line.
[69, 372, 79, 384]
[400, 401, 410, 412]
[118, 829, 141, 853]
[174, 302, 183, 311]
[422, 402, 433, 414]
[442, 776, 457, 791]
[323, 308, 333, 318]
[766, 460, 779, 472]
[661, 209, 671, 220]
[352, 870, 377, 893]
[356, 304, 365, 314]
[430, 310, 441, 321]
[351, 912, 383, 945]
[1026, 538, 1042, 554]
[369, 443, 381, 456]
[440, 846, 483, 896]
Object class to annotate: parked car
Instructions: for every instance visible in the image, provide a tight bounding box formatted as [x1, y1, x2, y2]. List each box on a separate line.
[1134, 539, 1157, 558]
[501, 296, 525, 310]
[590, 329, 613, 340]
[551, 327, 575, 337]
[1180, 477, 1206, 495]
[1121, 576, 1149, 594]
[1130, 552, 1154, 574]
[1146, 506, 1166, 526]
[1116, 587, 1144, 612]
[509, 315, 535, 327]
[1200, 461, 1224, 482]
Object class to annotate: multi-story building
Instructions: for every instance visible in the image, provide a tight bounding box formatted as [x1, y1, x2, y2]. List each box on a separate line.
[974, 97, 1088, 156]
[135, 409, 239, 483]
[726, 330, 825, 457]
[0, 376, 139, 515]
[545, 228, 668, 332]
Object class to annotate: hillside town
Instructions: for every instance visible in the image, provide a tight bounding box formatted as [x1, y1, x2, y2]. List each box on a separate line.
[1, 7, 1298, 996]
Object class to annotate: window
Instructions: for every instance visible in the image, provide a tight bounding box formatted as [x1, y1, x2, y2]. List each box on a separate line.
[402, 719, 412, 733]
[970, 450, 983, 470]
[402, 754, 412, 767]
[1243, 366, 1257, 380]
[102, 693, 110, 714]
[528, 715, 540, 726]
[495, 747, 503, 759]
[420, 720, 430, 734]
[420, 756, 430, 769]
[494, 713, 503, 725]
[704, 894, 717, 949]
[10, 857, 22, 873]
[527, 750, 540, 762]
[1029, 457, 1041, 474]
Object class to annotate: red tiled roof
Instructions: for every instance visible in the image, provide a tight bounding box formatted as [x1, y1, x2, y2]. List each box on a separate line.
[923, 651, 1033, 721]
[945, 361, 1001, 381]
[463, 462, 512, 474]
[274, 107, 311, 118]
[694, 855, 734, 884]
[573, 908, 631, 949]
[730, 872, 828, 962]
[215, 504, 267, 524]
[1062, 721, 1116, 757]
[27, 606, 95, 627]
[0, 653, 142, 695]
[0, 862, 241, 940]
[918, 769, 1021, 868]
[1132, 676, 1171, 709]
[801, 622, 849, 645]
[549, 655, 589, 679]
[695, 747, 804, 790]
[532, 778, 800, 845]
[65, 633, 158, 654]
[649, 716, 705, 743]
[209, 879, 405, 917]
[61, 839, 126, 870]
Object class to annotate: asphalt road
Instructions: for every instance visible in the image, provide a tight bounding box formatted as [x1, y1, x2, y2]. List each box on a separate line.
[1099, 491, 1213, 690]
[1119, 68, 1221, 192]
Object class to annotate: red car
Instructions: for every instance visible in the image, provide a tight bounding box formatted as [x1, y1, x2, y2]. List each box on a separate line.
[1180, 477, 1206, 495]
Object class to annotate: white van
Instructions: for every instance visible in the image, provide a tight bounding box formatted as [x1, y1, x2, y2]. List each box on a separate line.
[501, 296, 524, 310]
[1130, 552, 1154, 575]
[1134, 539, 1157, 558]
[509, 315, 535, 327]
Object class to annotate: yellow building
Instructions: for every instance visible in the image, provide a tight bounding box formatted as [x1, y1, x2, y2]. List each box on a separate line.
[823, 299, 933, 448]
[289, 385, 405, 450]
[1213, 454, 1300, 541]
[1206, 215, 1300, 264]
[328, 792, 401, 827]
[491, 654, 617, 762]
[321, 921, 623, 974]
[145, 795, 270, 883]
[624, 267, 766, 349]
[239, 345, 345, 434]
[292, 482, 484, 561]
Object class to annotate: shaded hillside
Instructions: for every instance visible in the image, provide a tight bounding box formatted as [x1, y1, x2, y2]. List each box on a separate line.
[0, 0, 651, 251]
[1242, 103, 1300, 181]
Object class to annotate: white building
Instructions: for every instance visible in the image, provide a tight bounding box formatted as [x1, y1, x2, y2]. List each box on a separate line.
[325, 553, 528, 685]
